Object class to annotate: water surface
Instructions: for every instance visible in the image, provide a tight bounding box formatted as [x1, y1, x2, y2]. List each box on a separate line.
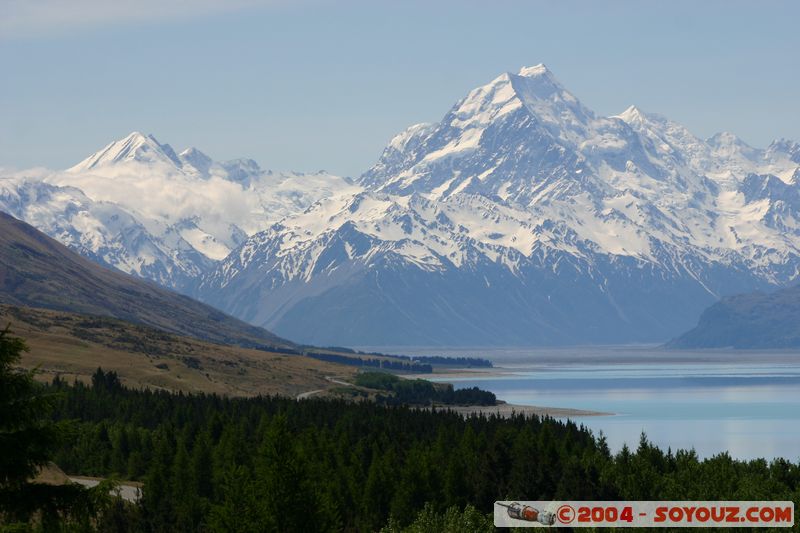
[372, 345, 800, 461]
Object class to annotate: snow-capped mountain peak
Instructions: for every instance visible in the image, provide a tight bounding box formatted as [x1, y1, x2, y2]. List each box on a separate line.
[615, 105, 647, 125]
[509, 63, 577, 103]
[456, 63, 593, 138]
[197, 65, 800, 346]
[6, 64, 800, 347]
[359, 63, 602, 202]
[219, 158, 263, 186]
[68, 131, 183, 172]
[516, 63, 551, 78]
[706, 131, 762, 164]
[179, 147, 214, 177]
[766, 139, 800, 165]
[2, 131, 354, 290]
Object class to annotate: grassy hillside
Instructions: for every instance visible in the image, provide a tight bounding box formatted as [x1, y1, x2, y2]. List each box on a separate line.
[669, 283, 800, 348]
[1, 304, 354, 397]
[0, 211, 291, 350]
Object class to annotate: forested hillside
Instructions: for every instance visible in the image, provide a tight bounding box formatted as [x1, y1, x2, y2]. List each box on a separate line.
[39, 372, 800, 532]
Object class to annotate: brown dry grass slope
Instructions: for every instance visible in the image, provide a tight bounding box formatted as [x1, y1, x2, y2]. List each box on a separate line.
[2, 304, 355, 397]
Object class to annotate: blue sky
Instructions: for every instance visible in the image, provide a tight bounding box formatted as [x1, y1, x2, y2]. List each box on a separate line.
[1, 0, 798, 177]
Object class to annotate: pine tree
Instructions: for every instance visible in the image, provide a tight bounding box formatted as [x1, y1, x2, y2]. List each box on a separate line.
[0, 326, 92, 525]
[360, 446, 395, 530]
[209, 465, 262, 533]
[191, 430, 214, 501]
[0, 327, 56, 490]
[140, 430, 175, 532]
[255, 414, 319, 532]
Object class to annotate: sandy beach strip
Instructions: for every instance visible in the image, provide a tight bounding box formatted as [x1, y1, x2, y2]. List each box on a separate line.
[427, 402, 612, 418]
[404, 367, 613, 417]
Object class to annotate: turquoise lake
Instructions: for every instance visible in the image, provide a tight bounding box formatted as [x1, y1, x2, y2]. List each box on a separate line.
[387, 346, 800, 461]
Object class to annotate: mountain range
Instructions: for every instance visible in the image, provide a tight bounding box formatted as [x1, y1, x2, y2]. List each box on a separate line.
[3, 64, 800, 346]
[0, 132, 355, 291]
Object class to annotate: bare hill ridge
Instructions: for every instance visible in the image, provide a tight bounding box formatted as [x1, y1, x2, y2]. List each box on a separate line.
[0, 211, 291, 350]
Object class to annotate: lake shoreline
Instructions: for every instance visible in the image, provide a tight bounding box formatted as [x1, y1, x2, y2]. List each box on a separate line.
[407, 352, 800, 460]
[407, 366, 614, 417]
[430, 402, 612, 418]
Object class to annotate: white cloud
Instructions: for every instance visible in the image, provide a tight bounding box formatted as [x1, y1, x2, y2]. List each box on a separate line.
[0, 0, 279, 39]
